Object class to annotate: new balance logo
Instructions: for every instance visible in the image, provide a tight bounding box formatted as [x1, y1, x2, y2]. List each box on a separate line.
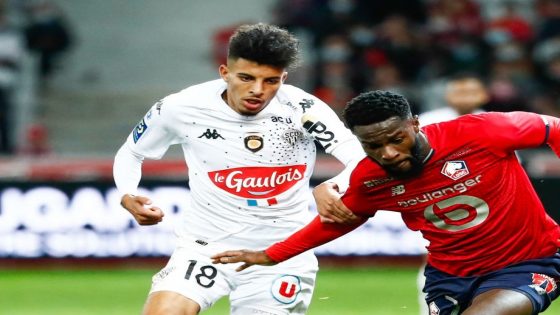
[198, 129, 224, 139]
[391, 185, 405, 196]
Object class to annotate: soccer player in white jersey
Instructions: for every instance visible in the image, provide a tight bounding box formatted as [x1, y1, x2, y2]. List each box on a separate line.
[113, 23, 365, 315]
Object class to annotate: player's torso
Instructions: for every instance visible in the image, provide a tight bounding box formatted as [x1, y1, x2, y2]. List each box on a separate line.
[179, 87, 316, 207]
[355, 127, 549, 275]
[366, 138, 515, 230]
[169, 82, 325, 247]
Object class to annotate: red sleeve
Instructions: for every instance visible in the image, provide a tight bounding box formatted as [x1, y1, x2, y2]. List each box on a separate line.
[479, 112, 551, 153]
[543, 114, 560, 157]
[265, 215, 367, 262]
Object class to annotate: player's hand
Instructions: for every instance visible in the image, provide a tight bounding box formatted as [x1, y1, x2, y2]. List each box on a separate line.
[211, 250, 276, 272]
[120, 194, 164, 225]
[313, 182, 360, 224]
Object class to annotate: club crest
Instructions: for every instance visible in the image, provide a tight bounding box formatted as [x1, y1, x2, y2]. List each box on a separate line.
[244, 133, 264, 152]
[441, 160, 469, 180]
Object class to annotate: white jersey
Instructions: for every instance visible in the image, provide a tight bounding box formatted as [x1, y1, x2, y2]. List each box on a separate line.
[114, 79, 364, 250]
[418, 107, 484, 126]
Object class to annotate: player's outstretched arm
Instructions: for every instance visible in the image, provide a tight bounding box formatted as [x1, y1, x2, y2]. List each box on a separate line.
[120, 194, 165, 225]
[211, 250, 276, 272]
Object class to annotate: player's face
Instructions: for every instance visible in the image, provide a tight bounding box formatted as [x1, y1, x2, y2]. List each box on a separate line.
[353, 116, 426, 178]
[219, 58, 287, 116]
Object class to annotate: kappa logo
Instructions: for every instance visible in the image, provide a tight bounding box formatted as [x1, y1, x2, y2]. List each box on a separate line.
[198, 129, 224, 140]
[299, 98, 314, 112]
[529, 273, 558, 295]
[441, 160, 469, 180]
[271, 275, 301, 304]
[155, 100, 163, 115]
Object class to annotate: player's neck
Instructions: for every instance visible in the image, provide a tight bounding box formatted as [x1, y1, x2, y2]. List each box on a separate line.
[417, 131, 433, 163]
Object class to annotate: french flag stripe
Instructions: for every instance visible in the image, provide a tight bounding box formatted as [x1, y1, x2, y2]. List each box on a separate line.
[247, 198, 278, 206]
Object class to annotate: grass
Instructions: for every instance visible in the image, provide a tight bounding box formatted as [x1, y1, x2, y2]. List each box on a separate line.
[1, 267, 559, 314]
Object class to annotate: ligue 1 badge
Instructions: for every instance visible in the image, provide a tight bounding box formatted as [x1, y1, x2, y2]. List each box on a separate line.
[244, 133, 264, 152]
[441, 160, 469, 180]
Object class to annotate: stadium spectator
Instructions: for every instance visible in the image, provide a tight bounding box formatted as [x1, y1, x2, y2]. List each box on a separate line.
[18, 122, 51, 156]
[113, 23, 365, 315]
[419, 72, 488, 125]
[23, 0, 73, 88]
[0, 1, 24, 154]
[213, 90, 560, 315]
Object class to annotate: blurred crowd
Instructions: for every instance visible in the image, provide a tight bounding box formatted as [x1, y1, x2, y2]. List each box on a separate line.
[268, 0, 560, 119]
[0, 0, 72, 156]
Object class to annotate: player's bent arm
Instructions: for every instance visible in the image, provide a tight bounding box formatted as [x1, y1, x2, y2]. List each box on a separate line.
[113, 144, 144, 195]
[313, 183, 361, 224]
[113, 144, 165, 225]
[315, 135, 365, 223]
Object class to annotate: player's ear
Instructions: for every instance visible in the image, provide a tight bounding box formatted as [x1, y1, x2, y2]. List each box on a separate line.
[411, 115, 420, 133]
[219, 64, 229, 82]
[281, 72, 288, 83]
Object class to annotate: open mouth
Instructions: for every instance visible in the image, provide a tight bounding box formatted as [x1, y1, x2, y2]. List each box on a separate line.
[244, 98, 263, 110]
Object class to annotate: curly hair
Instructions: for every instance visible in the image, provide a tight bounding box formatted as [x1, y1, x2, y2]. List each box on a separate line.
[342, 90, 413, 130]
[228, 23, 300, 69]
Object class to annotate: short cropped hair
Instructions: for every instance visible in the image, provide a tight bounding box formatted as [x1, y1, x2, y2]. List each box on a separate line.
[343, 90, 413, 130]
[228, 23, 300, 69]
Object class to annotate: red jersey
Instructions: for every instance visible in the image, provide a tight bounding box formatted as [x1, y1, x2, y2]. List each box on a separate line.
[267, 112, 560, 276]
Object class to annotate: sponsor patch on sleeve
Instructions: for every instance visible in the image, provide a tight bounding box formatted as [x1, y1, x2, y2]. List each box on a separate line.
[132, 119, 148, 143]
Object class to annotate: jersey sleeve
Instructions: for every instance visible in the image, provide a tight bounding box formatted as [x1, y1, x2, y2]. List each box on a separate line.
[124, 97, 184, 160]
[299, 94, 366, 191]
[113, 96, 184, 195]
[542, 114, 560, 157]
[300, 95, 360, 155]
[265, 215, 367, 262]
[475, 112, 551, 154]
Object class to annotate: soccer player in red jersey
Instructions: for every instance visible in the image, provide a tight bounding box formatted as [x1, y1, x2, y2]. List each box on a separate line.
[213, 90, 560, 314]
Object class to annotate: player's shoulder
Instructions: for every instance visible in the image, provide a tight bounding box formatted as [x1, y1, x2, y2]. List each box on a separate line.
[159, 79, 225, 111]
[275, 84, 322, 111]
[423, 112, 488, 132]
[349, 157, 388, 189]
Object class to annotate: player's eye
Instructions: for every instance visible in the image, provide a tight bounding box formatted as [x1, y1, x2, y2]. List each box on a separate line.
[363, 142, 381, 150]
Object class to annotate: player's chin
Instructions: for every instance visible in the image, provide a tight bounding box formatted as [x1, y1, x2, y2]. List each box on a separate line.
[386, 160, 411, 173]
[386, 161, 423, 179]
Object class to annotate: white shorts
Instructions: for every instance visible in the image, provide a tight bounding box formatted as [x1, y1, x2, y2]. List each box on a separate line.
[149, 239, 319, 315]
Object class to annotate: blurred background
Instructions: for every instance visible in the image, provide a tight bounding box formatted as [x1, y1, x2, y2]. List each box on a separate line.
[1, 0, 560, 314]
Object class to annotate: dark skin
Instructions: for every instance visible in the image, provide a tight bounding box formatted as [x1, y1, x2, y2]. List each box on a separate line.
[212, 115, 535, 315]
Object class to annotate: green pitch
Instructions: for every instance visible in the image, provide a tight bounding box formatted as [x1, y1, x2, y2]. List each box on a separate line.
[1, 267, 559, 315]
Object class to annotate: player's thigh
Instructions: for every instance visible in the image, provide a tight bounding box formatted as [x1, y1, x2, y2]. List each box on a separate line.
[474, 253, 560, 314]
[143, 291, 200, 315]
[230, 256, 318, 315]
[148, 247, 233, 313]
[463, 289, 532, 315]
